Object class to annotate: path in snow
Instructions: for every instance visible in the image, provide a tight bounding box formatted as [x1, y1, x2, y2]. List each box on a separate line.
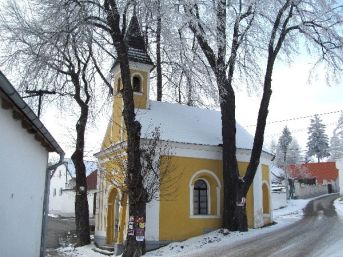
[185, 194, 342, 257]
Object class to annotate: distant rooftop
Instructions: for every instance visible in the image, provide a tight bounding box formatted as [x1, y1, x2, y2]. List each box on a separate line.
[288, 162, 338, 184]
[65, 159, 97, 177]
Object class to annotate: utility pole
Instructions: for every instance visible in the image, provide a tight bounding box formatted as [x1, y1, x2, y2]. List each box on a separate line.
[23, 90, 56, 118]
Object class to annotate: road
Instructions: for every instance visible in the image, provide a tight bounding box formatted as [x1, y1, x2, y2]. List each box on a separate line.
[187, 194, 343, 257]
[46, 216, 76, 249]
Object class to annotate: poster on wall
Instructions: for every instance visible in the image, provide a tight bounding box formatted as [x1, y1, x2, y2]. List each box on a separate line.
[128, 216, 135, 236]
[134, 216, 145, 242]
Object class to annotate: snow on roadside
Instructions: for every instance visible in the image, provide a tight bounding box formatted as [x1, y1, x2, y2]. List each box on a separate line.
[316, 196, 343, 257]
[334, 196, 343, 218]
[144, 198, 312, 257]
[51, 198, 312, 257]
[48, 244, 108, 257]
[48, 213, 60, 218]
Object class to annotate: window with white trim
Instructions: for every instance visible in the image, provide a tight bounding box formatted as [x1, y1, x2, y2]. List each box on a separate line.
[189, 170, 222, 218]
[193, 179, 208, 215]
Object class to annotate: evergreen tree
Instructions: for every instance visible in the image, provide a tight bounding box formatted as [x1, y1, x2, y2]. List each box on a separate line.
[307, 115, 330, 162]
[277, 126, 292, 166]
[287, 139, 302, 164]
[330, 113, 343, 160]
[274, 127, 301, 167]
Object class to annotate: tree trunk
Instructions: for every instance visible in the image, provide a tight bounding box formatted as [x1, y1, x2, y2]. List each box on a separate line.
[71, 98, 90, 246]
[122, 200, 146, 257]
[216, 71, 240, 231]
[105, 7, 147, 253]
[156, 0, 162, 102]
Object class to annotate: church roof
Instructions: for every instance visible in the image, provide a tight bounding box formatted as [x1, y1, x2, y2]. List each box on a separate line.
[113, 15, 153, 68]
[0, 71, 64, 154]
[136, 101, 255, 149]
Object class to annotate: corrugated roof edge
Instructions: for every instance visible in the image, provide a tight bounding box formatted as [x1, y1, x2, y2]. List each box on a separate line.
[0, 71, 64, 155]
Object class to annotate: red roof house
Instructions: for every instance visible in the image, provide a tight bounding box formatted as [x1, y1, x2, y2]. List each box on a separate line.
[86, 170, 98, 190]
[287, 162, 338, 184]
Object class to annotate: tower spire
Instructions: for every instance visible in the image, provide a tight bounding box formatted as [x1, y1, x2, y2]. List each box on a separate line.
[123, 13, 153, 65]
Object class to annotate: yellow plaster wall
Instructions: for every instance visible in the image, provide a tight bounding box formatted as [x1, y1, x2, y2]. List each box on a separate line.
[262, 164, 271, 216]
[159, 156, 255, 241]
[238, 163, 254, 227]
[262, 165, 270, 183]
[101, 69, 148, 150]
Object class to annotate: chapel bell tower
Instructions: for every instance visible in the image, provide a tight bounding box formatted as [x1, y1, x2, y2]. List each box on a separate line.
[112, 13, 154, 110]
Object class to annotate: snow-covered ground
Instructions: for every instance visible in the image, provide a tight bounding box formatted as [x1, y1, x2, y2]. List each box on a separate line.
[49, 197, 315, 257]
[319, 197, 343, 257]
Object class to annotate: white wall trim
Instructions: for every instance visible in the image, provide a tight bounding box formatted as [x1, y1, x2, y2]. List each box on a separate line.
[189, 215, 221, 219]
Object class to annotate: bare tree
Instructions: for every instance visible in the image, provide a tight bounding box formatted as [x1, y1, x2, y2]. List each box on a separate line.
[182, 0, 343, 231]
[0, 0, 112, 245]
[100, 126, 178, 202]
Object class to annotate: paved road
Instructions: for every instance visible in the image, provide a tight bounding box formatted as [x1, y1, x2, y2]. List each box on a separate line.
[46, 216, 76, 248]
[46, 216, 95, 248]
[187, 194, 343, 257]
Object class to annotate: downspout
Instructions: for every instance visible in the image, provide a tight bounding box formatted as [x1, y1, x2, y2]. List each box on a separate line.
[40, 153, 65, 257]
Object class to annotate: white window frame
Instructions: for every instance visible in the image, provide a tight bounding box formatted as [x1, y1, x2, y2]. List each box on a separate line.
[189, 170, 221, 219]
[131, 73, 144, 95]
[193, 178, 210, 215]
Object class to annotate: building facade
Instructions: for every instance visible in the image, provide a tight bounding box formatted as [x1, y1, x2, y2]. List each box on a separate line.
[94, 15, 273, 255]
[0, 71, 64, 257]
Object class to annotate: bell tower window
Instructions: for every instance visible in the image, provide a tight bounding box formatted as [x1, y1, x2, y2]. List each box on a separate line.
[133, 75, 141, 93]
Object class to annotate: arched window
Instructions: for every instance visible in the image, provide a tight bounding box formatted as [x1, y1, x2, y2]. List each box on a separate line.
[133, 75, 141, 92]
[193, 180, 208, 215]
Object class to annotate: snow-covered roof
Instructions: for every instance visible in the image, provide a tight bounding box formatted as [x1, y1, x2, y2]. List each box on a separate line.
[136, 101, 254, 149]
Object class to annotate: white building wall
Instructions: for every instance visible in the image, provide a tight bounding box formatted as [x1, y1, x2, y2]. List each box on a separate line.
[146, 199, 160, 241]
[49, 165, 75, 216]
[271, 192, 287, 210]
[337, 159, 343, 195]
[49, 165, 96, 217]
[0, 101, 48, 257]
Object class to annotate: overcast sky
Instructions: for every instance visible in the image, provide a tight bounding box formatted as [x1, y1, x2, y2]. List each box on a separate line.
[236, 57, 342, 156]
[0, 0, 341, 159]
[39, 54, 342, 160]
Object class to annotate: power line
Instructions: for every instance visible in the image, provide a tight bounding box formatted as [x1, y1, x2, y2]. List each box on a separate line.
[246, 109, 343, 127]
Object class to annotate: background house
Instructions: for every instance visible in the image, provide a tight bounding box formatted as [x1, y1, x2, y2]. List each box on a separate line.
[49, 159, 98, 217]
[336, 158, 343, 195]
[287, 162, 339, 198]
[270, 165, 287, 210]
[0, 71, 64, 257]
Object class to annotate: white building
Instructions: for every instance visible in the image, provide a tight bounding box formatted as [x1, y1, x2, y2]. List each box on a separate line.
[49, 163, 75, 216]
[0, 71, 64, 257]
[49, 160, 98, 217]
[337, 158, 343, 195]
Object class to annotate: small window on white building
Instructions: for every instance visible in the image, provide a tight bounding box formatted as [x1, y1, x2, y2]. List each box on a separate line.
[53, 188, 56, 197]
[59, 188, 63, 196]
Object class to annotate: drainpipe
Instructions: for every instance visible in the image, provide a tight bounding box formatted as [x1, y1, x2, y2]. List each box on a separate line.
[40, 153, 65, 257]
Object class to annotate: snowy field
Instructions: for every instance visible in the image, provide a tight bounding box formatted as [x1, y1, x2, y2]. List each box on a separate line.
[49, 197, 322, 257]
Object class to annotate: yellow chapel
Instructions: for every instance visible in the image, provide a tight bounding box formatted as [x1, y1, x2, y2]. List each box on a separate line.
[94, 14, 273, 255]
